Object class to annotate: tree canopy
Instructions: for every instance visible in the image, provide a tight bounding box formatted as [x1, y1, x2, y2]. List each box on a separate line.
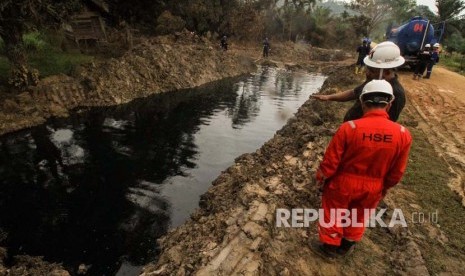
[1, 0, 465, 91]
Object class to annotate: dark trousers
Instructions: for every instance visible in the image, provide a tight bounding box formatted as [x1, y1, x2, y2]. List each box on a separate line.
[263, 46, 269, 57]
[425, 62, 434, 78]
[414, 61, 428, 76]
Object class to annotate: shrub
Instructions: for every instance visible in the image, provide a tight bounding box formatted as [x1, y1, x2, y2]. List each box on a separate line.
[0, 38, 4, 54]
[23, 32, 47, 52]
[155, 11, 186, 35]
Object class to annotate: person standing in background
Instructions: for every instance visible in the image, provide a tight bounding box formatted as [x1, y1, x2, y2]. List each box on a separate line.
[355, 38, 370, 75]
[425, 43, 440, 79]
[263, 37, 271, 58]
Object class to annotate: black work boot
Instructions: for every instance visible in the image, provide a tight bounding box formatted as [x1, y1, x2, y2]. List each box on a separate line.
[310, 240, 340, 260]
[337, 238, 356, 256]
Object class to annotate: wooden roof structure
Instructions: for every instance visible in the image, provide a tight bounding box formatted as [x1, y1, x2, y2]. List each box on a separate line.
[65, 0, 110, 46]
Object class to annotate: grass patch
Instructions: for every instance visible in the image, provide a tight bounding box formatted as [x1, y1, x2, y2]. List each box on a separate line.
[0, 31, 95, 86]
[440, 53, 465, 75]
[400, 123, 465, 273]
[0, 47, 94, 85]
[28, 48, 94, 77]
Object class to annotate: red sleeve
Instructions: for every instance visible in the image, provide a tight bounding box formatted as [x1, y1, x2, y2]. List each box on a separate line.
[317, 123, 350, 179]
[384, 129, 412, 189]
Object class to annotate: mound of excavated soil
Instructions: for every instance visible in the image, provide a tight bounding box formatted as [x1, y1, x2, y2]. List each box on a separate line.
[0, 31, 256, 136]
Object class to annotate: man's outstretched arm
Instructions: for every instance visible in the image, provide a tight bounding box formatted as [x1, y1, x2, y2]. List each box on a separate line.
[311, 89, 356, 102]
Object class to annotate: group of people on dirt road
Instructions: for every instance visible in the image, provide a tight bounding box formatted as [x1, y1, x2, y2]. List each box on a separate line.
[356, 38, 440, 80]
[310, 41, 413, 259]
[413, 43, 440, 80]
[220, 35, 271, 58]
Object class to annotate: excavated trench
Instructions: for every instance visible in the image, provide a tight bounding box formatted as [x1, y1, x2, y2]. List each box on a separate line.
[4, 35, 431, 276]
[0, 66, 327, 275]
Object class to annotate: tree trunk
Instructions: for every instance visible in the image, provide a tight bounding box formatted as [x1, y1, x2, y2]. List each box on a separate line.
[1, 25, 39, 92]
[2, 26, 27, 67]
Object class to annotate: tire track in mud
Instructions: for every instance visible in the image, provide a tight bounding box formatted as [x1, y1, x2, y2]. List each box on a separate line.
[399, 68, 465, 206]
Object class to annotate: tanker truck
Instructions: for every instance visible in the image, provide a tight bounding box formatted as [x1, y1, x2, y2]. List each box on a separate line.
[386, 16, 445, 68]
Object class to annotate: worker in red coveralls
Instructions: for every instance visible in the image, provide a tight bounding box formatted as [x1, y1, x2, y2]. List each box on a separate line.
[311, 79, 412, 259]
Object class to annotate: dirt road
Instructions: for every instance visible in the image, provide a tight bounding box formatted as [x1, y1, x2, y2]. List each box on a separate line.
[399, 66, 465, 206]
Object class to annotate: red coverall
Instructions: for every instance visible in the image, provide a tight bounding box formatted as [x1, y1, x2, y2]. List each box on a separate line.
[316, 109, 412, 245]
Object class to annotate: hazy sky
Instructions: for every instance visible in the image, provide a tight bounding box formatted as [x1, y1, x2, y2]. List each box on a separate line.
[416, 0, 438, 13]
[340, 0, 438, 13]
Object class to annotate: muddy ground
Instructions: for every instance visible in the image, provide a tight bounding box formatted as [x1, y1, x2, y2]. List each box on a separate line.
[1, 34, 465, 275]
[140, 68, 465, 274]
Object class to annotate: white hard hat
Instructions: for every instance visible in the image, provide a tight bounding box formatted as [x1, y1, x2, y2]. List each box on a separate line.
[433, 43, 440, 48]
[363, 41, 405, 69]
[359, 80, 395, 104]
[425, 44, 431, 48]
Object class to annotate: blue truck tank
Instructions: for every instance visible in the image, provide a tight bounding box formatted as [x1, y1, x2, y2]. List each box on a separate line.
[386, 16, 443, 67]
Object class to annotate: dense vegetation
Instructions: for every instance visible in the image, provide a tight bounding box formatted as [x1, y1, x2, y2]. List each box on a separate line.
[1, 0, 465, 90]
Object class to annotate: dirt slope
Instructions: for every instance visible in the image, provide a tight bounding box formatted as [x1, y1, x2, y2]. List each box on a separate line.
[141, 66, 465, 276]
[0, 33, 256, 136]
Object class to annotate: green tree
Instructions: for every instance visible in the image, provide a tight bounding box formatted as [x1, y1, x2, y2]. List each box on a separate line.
[436, 0, 465, 21]
[436, 0, 465, 39]
[389, 0, 416, 23]
[346, 0, 391, 36]
[277, 0, 316, 41]
[411, 5, 437, 21]
[0, 0, 81, 90]
[175, 0, 223, 35]
[107, 0, 167, 30]
[307, 6, 333, 45]
[347, 15, 371, 38]
[446, 33, 465, 53]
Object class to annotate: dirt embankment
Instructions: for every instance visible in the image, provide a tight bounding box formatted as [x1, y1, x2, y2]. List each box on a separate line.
[0, 33, 256, 136]
[0, 34, 348, 137]
[141, 66, 465, 275]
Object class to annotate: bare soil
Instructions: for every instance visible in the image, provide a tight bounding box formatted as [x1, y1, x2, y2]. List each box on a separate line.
[399, 67, 465, 206]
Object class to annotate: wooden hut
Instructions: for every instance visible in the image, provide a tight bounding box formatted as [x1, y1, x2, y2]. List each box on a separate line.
[64, 0, 109, 49]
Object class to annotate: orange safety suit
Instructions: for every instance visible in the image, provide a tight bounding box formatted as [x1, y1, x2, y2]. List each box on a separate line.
[316, 109, 412, 245]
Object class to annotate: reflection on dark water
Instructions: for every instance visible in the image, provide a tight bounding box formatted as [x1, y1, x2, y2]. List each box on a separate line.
[0, 67, 325, 275]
